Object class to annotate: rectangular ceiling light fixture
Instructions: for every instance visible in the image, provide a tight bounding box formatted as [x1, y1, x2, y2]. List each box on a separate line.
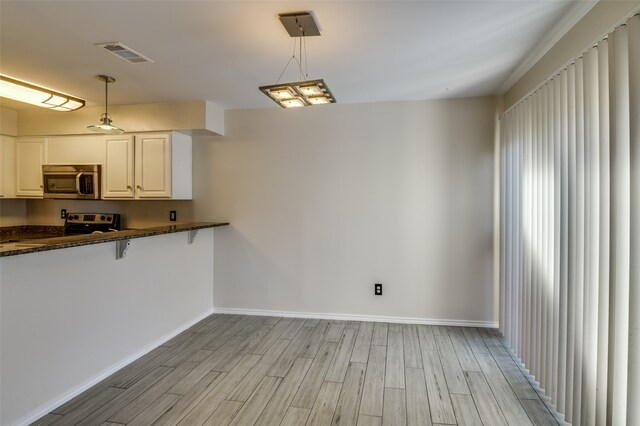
[0, 74, 85, 111]
[260, 79, 335, 108]
[259, 12, 336, 109]
[95, 42, 154, 64]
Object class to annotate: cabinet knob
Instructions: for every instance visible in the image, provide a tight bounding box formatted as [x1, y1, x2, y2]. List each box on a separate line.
[127, 185, 132, 190]
[40, 185, 43, 188]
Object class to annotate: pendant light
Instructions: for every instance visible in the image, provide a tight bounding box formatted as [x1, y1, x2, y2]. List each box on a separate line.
[87, 75, 124, 134]
[259, 12, 336, 108]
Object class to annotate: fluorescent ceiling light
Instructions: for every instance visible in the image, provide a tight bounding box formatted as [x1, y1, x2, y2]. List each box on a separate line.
[0, 75, 85, 111]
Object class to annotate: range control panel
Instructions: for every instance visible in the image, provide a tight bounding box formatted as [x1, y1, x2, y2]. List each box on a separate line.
[65, 213, 118, 226]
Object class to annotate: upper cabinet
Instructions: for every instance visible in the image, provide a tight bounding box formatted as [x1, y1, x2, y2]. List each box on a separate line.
[0, 136, 16, 198]
[135, 134, 172, 198]
[104, 136, 135, 198]
[15, 137, 47, 198]
[0, 137, 3, 198]
[104, 132, 191, 200]
[4, 132, 191, 200]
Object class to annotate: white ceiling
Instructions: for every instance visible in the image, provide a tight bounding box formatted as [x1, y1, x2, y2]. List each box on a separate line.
[0, 1, 594, 110]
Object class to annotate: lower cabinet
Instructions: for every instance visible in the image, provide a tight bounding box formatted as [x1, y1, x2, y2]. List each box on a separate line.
[104, 132, 192, 200]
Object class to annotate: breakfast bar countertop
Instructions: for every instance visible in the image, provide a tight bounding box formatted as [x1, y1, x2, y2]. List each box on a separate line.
[0, 222, 229, 257]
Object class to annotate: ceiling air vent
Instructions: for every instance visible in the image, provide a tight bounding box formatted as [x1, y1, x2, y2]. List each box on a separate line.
[95, 42, 154, 64]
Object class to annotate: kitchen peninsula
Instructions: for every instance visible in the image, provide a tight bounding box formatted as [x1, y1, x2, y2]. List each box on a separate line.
[0, 222, 228, 425]
[0, 221, 229, 256]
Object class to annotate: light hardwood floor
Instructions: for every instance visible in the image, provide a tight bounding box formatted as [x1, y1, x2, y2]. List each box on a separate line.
[31, 314, 560, 425]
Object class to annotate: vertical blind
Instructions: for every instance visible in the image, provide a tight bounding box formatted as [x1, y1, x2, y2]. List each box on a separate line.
[500, 13, 639, 425]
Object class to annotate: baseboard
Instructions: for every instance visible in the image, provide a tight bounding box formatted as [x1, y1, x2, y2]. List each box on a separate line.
[213, 307, 498, 328]
[13, 308, 214, 426]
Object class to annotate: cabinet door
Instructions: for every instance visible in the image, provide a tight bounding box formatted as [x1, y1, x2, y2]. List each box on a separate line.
[103, 136, 135, 198]
[0, 136, 4, 198]
[15, 138, 46, 198]
[0, 136, 16, 198]
[134, 134, 171, 198]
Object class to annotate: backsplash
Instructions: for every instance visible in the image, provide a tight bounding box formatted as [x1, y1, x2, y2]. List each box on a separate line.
[0, 199, 27, 226]
[24, 199, 194, 229]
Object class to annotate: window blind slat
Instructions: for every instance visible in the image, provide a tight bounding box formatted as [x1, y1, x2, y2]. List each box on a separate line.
[558, 67, 569, 415]
[573, 56, 585, 426]
[596, 38, 611, 426]
[566, 62, 577, 422]
[626, 14, 640, 425]
[608, 24, 630, 426]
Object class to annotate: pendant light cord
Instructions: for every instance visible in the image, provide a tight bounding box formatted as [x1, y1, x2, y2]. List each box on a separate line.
[299, 28, 303, 81]
[104, 78, 109, 117]
[303, 35, 309, 79]
[275, 20, 310, 84]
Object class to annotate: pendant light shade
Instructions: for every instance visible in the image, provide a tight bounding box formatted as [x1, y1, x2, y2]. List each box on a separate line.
[87, 75, 124, 134]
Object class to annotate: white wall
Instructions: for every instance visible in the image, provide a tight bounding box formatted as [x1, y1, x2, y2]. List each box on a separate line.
[25, 199, 194, 228]
[1, 108, 18, 136]
[194, 98, 496, 324]
[0, 229, 214, 425]
[16, 101, 224, 136]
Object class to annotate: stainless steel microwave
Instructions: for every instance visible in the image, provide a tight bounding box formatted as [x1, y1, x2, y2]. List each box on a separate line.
[42, 165, 101, 199]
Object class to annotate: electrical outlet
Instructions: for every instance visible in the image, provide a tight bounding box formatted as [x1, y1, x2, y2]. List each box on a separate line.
[169, 211, 177, 222]
[61, 209, 67, 219]
[374, 283, 383, 296]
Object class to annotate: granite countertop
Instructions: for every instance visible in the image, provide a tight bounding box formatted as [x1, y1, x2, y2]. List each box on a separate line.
[0, 222, 229, 257]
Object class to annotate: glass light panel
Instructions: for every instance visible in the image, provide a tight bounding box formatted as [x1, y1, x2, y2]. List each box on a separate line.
[280, 98, 306, 108]
[269, 87, 297, 100]
[298, 84, 324, 96]
[307, 96, 330, 105]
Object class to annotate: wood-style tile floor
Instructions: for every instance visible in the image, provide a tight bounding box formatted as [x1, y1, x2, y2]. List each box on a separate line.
[32, 314, 560, 425]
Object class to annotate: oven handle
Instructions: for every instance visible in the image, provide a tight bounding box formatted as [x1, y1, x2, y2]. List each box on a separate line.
[75, 173, 83, 195]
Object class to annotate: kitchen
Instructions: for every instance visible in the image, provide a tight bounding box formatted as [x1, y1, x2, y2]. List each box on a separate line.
[1, 1, 639, 425]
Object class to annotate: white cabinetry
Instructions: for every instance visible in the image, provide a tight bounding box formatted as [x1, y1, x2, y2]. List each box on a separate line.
[103, 132, 191, 200]
[135, 134, 172, 198]
[104, 136, 135, 198]
[0, 136, 16, 198]
[15, 138, 47, 198]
